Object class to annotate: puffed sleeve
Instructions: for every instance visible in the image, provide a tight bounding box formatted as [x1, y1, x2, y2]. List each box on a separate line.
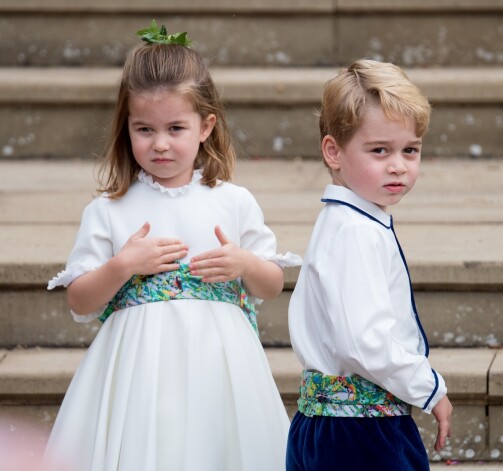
[238, 187, 302, 267]
[47, 197, 113, 322]
[321, 222, 446, 412]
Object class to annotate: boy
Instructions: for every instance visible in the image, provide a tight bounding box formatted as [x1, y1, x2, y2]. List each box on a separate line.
[287, 59, 452, 470]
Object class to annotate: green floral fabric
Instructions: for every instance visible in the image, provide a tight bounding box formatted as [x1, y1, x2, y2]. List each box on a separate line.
[298, 370, 411, 418]
[99, 263, 258, 334]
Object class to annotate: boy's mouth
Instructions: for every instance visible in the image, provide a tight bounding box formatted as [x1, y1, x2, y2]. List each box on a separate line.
[384, 182, 405, 193]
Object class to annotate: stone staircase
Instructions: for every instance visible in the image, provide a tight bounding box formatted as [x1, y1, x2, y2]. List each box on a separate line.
[1, 0, 503, 467]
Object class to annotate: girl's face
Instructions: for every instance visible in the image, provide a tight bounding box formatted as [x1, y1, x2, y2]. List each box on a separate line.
[323, 104, 422, 211]
[128, 90, 215, 188]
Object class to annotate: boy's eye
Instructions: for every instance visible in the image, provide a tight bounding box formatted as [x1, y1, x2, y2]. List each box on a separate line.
[372, 147, 387, 155]
[403, 147, 419, 155]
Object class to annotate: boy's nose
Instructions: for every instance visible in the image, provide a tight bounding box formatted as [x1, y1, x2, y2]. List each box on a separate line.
[388, 156, 407, 174]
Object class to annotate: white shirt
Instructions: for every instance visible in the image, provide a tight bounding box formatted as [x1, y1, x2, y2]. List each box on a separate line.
[288, 185, 446, 413]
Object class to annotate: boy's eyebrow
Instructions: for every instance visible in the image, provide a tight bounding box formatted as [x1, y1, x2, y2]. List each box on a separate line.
[364, 139, 423, 146]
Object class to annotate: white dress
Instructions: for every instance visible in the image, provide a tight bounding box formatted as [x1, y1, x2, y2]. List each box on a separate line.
[45, 170, 293, 471]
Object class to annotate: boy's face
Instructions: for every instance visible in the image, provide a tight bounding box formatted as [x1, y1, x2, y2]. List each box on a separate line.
[323, 104, 422, 211]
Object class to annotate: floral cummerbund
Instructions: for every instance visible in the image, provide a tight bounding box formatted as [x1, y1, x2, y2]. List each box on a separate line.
[298, 370, 411, 418]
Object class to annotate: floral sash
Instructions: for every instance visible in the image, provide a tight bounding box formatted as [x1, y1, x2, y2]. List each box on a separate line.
[100, 263, 257, 334]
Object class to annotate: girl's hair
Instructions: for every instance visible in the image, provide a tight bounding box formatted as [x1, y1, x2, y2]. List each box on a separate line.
[319, 59, 431, 150]
[98, 43, 235, 198]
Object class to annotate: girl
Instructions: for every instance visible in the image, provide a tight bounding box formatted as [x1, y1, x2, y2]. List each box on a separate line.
[45, 23, 296, 471]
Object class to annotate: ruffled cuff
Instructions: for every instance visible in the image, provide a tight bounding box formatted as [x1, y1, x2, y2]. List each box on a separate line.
[47, 263, 92, 290]
[48, 264, 104, 323]
[71, 309, 102, 323]
[268, 252, 303, 268]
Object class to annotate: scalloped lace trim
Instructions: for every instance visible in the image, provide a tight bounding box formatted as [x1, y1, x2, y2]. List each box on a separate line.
[268, 252, 303, 268]
[138, 169, 203, 196]
[47, 263, 92, 290]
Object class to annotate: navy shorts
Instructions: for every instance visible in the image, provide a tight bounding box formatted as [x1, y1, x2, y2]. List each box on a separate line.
[286, 411, 430, 471]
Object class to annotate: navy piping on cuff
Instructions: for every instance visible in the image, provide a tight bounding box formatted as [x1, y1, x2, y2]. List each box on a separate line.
[423, 369, 440, 411]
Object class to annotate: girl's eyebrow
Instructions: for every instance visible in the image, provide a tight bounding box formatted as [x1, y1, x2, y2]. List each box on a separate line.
[129, 118, 190, 126]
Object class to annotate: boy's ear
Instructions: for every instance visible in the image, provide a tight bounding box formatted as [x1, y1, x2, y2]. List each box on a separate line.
[321, 135, 341, 170]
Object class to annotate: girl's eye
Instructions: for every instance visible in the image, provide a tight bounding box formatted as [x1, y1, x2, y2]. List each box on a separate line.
[138, 127, 152, 133]
[169, 126, 184, 132]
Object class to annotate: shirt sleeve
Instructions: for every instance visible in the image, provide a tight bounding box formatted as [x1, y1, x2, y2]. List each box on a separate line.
[237, 187, 276, 259]
[320, 222, 446, 412]
[237, 187, 302, 267]
[47, 197, 113, 322]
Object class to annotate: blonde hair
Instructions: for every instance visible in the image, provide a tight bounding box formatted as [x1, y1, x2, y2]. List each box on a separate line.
[98, 43, 235, 198]
[319, 59, 431, 150]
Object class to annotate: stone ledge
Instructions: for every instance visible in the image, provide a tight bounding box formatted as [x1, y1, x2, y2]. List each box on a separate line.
[490, 350, 503, 400]
[0, 0, 501, 13]
[0, 347, 498, 402]
[0, 159, 502, 288]
[1, 68, 503, 105]
[2, 229, 503, 289]
[1, 347, 502, 464]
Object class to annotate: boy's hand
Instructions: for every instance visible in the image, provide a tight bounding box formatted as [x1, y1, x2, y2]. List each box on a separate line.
[118, 222, 188, 277]
[431, 395, 453, 451]
[189, 225, 250, 282]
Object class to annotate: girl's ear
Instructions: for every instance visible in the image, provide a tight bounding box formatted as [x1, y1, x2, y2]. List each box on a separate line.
[200, 114, 217, 142]
[321, 135, 342, 170]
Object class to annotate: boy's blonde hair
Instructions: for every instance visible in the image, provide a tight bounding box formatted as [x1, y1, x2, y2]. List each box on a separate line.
[319, 59, 431, 149]
[98, 43, 235, 198]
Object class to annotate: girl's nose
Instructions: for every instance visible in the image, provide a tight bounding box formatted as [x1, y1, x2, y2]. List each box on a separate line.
[153, 134, 170, 152]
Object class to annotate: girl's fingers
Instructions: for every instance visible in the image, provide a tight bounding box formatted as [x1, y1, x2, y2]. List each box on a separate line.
[161, 251, 187, 264]
[214, 225, 230, 246]
[130, 222, 150, 240]
[190, 246, 227, 263]
[159, 244, 188, 255]
[158, 238, 184, 246]
[160, 263, 181, 272]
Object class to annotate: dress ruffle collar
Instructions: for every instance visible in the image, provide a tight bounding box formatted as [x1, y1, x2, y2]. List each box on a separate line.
[138, 169, 203, 197]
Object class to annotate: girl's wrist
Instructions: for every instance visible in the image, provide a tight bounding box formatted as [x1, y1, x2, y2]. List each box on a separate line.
[110, 253, 134, 282]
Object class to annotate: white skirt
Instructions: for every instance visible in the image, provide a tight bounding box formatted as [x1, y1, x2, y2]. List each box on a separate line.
[44, 300, 290, 471]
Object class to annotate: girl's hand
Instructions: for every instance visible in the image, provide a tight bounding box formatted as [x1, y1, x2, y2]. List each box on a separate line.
[189, 226, 249, 282]
[68, 222, 188, 315]
[189, 226, 284, 300]
[431, 394, 453, 451]
[117, 222, 188, 277]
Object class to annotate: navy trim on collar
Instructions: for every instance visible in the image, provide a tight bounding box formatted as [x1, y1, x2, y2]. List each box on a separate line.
[321, 199, 391, 229]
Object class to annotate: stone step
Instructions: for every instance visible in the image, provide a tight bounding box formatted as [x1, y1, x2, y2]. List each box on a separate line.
[1, 67, 503, 160]
[0, 347, 502, 463]
[0, 159, 502, 348]
[0, 0, 502, 68]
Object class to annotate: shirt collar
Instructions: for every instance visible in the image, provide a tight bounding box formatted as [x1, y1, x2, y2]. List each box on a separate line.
[321, 185, 392, 229]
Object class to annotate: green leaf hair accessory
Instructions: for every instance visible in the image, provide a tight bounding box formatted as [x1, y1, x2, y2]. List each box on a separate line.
[136, 20, 192, 46]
